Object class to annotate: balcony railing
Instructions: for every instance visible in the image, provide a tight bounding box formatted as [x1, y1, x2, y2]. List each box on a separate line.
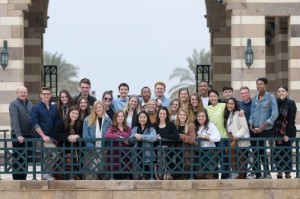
[0, 129, 299, 180]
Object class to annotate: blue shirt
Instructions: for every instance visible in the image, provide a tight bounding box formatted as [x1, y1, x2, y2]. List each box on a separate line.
[155, 95, 170, 108]
[238, 99, 252, 124]
[112, 96, 129, 111]
[249, 92, 278, 130]
[31, 101, 58, 138]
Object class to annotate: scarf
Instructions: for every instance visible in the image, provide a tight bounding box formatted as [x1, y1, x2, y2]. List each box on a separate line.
[274, 98, 289, 144]
[95, 118, 103, 148]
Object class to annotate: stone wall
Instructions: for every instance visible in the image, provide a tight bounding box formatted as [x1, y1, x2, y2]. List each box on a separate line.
[0, 180, 299, 199]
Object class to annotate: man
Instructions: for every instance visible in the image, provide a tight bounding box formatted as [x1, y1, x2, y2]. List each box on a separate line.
[31, 87, 59, 180]
[140, 86, 151, 110]
[154, 81, 170, 108]
[198, 80, 210, 107]
[238, 86, 252, 124]
[73, 78, 97, 107]
[9, 86, 33, 180]
[249, 77, 278, 179]
[222, 86, 233, 101]
[112, 83, 130, 111]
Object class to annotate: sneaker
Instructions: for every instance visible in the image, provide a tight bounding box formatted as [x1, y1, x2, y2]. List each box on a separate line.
[41, 174, 55, 181]
[231, 173, 239, 179]
[246, 174, 255, 179]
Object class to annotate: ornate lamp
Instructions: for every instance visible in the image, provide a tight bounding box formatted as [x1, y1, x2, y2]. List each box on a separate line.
[245, 39, 253, 68]
[1, 40, 8, 70]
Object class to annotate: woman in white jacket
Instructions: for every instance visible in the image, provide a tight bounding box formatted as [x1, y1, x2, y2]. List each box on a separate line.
[224, 97, 250, 179]
[195, 109, 221, 179]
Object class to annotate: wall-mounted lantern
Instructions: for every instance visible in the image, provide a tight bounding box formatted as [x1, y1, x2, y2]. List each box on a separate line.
[1, 40, 8, 70]
[245, 39, 254, 68]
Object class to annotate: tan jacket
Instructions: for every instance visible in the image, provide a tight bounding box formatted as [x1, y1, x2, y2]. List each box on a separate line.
[226, 111, 250, 147]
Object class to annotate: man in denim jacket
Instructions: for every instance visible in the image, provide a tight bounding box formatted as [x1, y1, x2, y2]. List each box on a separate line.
[249, 77, 278, 179]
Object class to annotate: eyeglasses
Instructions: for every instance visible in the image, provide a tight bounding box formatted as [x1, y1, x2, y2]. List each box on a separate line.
[104, 97, 112, 101]
[41, 93, 51, 96]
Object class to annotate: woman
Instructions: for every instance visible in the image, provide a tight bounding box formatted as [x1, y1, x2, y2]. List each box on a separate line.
[195, 109, 221, 179]
[174, 108, 196, 179]
[102, 91, 115, 121]
[105, 110, 131, 179]
[154, 106, 179, 180]
[56, 89, 73, 120]
[77, 96, 90, 123]
[178, 87, 190, 110]
[224, 97, 250, 179]
[274, 86, 297, 179]
[168, 98, 180, 123]
[83, 100, 112, 180]
[53, 105, 82, 180]
[206, 89, 228, 179]
[189, 93, 204, 121]
[123, 95, 140, 128]
[146, 99, 158, 124]
[129, 111, 156, 180]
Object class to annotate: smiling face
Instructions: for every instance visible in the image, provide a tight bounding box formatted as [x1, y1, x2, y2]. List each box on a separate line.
[240, 88, 250, 102]
[141, 87, 151, 101]
[147, 100, 157, 112]
[178, 110, 187, 123]
[129, 96, 139, 110]
[79, 99, 88, 111]
[119, 86, 129, 98]
[197, 111, 207, 126]
[226, 99, 235, 112]
[96, 103, 104, 117]
[69, 109, 79, 122]
[17, 86, 28, 101]
[223, 89, 233, 100]
[256, 80, 267, 93]
[158, 109, 167, 122]
[103, 94, 112, 107]
[116, 111, 125, 124]
[179, 89, 189, 103]
[80, 83, 91, 97]
[190, 95, 199, 107]
[209, 92, 218, 106]
[170, 100, 179, 112]
[277, 87, 288, 101]
[60, 92, 69, 105]
[155, 84, 165, 98]
[199, 82, 209, 96]
[138, 113, 148, 126]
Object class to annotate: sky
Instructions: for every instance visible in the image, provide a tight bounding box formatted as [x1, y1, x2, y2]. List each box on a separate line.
[44, 0, 210, 99]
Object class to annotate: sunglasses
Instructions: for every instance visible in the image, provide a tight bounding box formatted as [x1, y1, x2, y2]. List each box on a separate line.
[104, 97, 112, 101]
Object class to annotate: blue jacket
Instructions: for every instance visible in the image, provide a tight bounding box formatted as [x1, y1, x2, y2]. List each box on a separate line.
[129, 126, 156, 163]
[83, 114, 112, 148]
[249, 92, 278, 130]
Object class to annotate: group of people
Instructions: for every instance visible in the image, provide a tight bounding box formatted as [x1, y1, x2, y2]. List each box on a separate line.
[9, 77, 297, 180]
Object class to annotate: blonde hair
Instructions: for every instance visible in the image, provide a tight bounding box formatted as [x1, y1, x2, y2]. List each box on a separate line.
[145, 99, 157, 112]
[88, 101, 106, 127]
[122, 95, 141, 114]
[175, 108, 190, 134]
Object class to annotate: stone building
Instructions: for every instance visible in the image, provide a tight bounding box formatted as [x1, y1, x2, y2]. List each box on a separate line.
[0, 0, 299, 132]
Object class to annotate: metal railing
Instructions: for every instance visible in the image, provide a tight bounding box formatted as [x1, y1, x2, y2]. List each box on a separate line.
[0, 129, 299, 180]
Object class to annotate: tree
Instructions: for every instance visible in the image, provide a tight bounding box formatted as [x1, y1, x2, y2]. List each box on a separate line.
[168, 48, 211, 99]
[43, 51, 80, 96]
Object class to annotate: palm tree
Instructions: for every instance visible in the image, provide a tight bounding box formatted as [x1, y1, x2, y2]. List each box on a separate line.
[43, 51, 79, 96]
[168, 48, 211, 99]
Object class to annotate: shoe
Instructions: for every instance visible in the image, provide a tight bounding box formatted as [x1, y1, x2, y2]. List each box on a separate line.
[264, 174, 272, 179]
[246, 174, 255, 179]
[285, 173, 291, 179]
[231, 173, 239, 179]
[277, 172, 283, 179]
[41, 174, 55, 181]
[255, 175, 264, 179]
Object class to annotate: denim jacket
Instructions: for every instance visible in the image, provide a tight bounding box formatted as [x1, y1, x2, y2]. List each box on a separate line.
[129, 126, 156, 163]
[249, 92, 278, 130]
[83, 114, 112, 148]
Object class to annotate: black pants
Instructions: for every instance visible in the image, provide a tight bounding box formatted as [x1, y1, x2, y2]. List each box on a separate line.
[11, 134, 33, 180]
[275, 140, 292, 174]
[251, 129, 272, 177]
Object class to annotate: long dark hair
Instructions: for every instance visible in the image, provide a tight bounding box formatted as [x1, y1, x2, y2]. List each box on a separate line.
[195, 109, 210, 132]
[224, 97, 240, 127]
[57, 89, 73, 119]
[76, 96, 90, 120]
[137, 111, 152, 130]
[63, 105, 82, 132]
[155, 106, 170, 131]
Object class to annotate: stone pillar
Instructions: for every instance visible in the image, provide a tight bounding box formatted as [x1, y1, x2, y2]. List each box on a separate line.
[0, 1, 27, 131]
[229, 2, 266, 97]
[289, 15, 300, 130]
